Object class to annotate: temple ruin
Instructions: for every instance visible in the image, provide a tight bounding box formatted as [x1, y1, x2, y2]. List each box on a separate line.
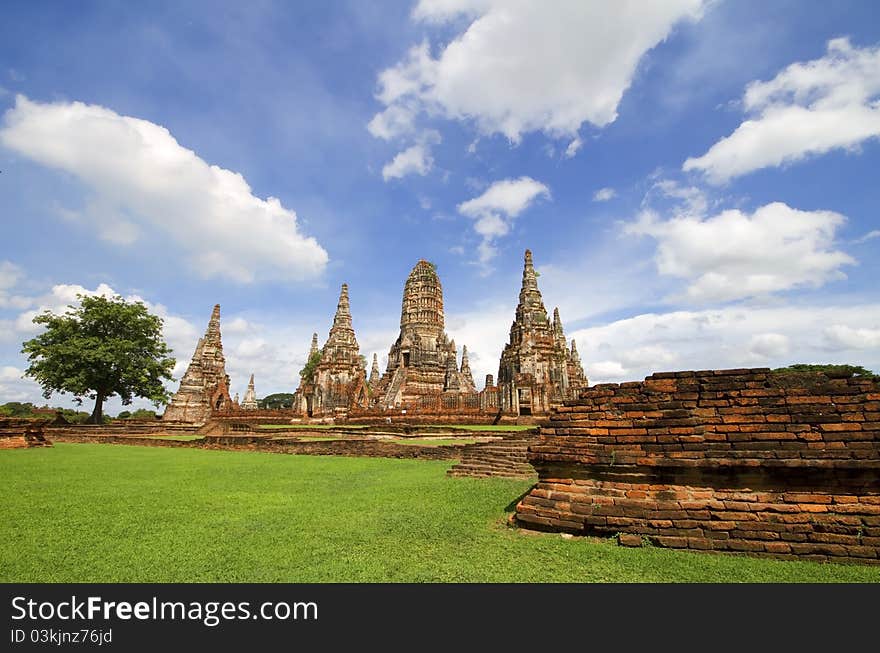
[370, 260, 473, 409]
[241, 374, 258, 410]
[163, 304, 233, 423]
[169, 251, 585, 424]
[497, 250, 588, 416]
[294, 284, 368, 417]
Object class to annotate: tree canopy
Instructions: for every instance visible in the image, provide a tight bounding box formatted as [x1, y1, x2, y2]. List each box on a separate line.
[299, 350, 323, 383]
[773, 363, 876, 379]
[260, 393, 296, 409]
[21, 294, 176, 423]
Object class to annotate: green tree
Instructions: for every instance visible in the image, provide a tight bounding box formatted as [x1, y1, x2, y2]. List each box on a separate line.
[260, 392, 296, 409]
[21, 294, 176, 424]
[299, 350, 323, 384]
[774, 363, 875, 379]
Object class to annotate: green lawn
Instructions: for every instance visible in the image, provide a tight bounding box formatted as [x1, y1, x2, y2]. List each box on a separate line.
[1, 444, 877, 582]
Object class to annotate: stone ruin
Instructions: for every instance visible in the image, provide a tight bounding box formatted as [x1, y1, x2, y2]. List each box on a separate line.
[241, 373, 259, 410]
[370, 260, 475, 409]
[498, 250, 588, 417]
[163, 304, 234, 424]
[164, 250, 589, 424]
[0, 418, 53, 449]
[516, 368, 880, 564]
[293, 284, 369, 418]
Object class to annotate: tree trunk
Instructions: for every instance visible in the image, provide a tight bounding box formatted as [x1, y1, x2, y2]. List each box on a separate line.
[89, 392, 105, 424]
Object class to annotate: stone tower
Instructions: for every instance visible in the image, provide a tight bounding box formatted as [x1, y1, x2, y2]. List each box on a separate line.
[372, 260, 472, 408]
[163, 304, 233, 423]
[295, 284, 368, 416]
[241, 373, 258, 410]
[368, 353, 381, 392]
[460, 345, 476, 392]
[497, 250, 588, 416]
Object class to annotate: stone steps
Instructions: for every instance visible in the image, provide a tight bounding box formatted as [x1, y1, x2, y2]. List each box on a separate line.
[446, 436, 536, 479]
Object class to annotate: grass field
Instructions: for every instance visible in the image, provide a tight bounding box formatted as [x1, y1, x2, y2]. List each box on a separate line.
[1, 444, 878, 582]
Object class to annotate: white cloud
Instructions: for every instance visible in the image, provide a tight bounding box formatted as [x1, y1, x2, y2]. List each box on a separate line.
[564, 137, 583, 159]
[684, 38, 880, 184]
[593, 187, 616, 202]
[854, 229, 880, 244]
[572, 303, 880, 384]
[457, 177, 550, 269]
[370, 0, 705, 156]
[0, 261, 33, 310]
[382, 143, 434, 180]
[625, 201, 854, 302]
[823, 324, 880, 350]
[588, 360, 627, 379]
[0, 261, 22, 291]
[748, 332, 790, 358]
[0, 95, 328, 283]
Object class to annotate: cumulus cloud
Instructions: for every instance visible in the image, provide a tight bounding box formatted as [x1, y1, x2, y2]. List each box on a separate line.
[823, 324, 880, 350]
[625, 201, 854, 302]
[748, 332, 790, 358]
[457, 177, 550, 269]
[572, 304, 880, 384]
[564, 137, 583, 159]
[593, 187, 616, 202]
[382, 143, 434, 180]
[0, 95, 328, 283]
[369, 0, 705, 168]
[684, 38, 880, 184]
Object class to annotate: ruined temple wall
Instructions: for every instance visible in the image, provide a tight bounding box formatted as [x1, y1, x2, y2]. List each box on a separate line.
[515, 368, 880, 564]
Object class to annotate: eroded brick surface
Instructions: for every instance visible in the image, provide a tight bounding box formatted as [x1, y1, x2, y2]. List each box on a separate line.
[515, 369, 880, 564]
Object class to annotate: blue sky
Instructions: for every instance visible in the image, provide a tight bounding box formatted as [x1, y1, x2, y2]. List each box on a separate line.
[1, 0, 879, 413]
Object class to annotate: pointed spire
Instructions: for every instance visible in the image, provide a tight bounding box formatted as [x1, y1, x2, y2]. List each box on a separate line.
[309, 332, 319, 358]
[233, 392, 240, 406]
[444, 351, 461, 391]
[553, 307, 561, 332]
[514, 249, 549, 328]
[241, 373, 258, 410]
[205, 304, 222, 345]
[571, 338, 580, 362]
[369, 353, 380, 384]
[521, 249, 539, 294]
[334, 283, 352, 327]
[460, 345, 476, 391]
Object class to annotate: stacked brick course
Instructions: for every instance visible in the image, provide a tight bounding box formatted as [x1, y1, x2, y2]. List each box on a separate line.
[515, 368, 880, 564]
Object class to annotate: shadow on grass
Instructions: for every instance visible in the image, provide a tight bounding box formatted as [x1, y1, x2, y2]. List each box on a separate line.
[504, 485, 537, 512]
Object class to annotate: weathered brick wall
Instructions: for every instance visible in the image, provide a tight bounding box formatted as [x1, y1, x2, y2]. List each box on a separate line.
[0, 418, 52, 449]
[515, 368, 880, 564]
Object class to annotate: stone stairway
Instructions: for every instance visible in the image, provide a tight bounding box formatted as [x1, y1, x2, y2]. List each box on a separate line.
[446, 435, 537, 479]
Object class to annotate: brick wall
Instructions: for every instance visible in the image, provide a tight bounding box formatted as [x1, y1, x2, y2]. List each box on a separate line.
[515, 368, 880, 564]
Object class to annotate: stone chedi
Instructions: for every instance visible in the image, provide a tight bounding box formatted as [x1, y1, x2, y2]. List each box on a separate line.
[241, 373, 258, 410]
[497, 250, 587, 416]
[372, 260, 473, 408]
[368, 353, 381, 393]
[163, 304, 234, 423]
[295, 284, 368, 416]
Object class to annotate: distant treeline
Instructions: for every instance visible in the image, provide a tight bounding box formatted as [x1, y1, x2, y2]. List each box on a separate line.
[0, 402, 159, 423]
